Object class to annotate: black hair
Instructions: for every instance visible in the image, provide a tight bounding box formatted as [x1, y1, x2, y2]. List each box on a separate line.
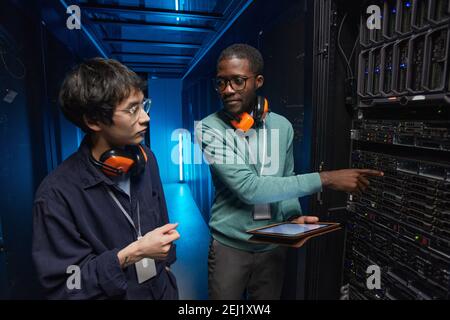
[58, 58, 146, 132]
[217, 43, 264, 75]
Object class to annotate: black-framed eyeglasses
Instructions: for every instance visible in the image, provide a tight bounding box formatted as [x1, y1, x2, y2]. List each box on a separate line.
[213, 76, 256, 92]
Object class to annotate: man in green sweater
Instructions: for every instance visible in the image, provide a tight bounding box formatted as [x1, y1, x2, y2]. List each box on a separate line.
[195, 44, 383, 300]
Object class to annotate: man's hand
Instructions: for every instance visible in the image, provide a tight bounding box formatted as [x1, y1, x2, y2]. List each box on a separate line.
[319, 169, 383, 193]
[290, 216, 319, 224]
[137, 223, 180, 260]
[118, 223, 180, 269]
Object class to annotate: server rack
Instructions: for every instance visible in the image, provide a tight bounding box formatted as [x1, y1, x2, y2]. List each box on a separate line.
[345, 0, 450, 299]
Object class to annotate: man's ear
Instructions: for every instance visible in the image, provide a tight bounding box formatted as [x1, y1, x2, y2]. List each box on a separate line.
[83, 115, 102, 132]
[255, 75, 264, 90]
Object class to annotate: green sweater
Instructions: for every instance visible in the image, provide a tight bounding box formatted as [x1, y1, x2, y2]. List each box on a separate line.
[195, 111, 322, 252]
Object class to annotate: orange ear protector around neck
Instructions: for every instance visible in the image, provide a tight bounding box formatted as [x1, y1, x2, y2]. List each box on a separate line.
[226, 96, 269, 132]
[90, 144, 148, 177]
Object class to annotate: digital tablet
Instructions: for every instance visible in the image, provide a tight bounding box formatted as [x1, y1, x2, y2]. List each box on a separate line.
[247, 222, 340, 240]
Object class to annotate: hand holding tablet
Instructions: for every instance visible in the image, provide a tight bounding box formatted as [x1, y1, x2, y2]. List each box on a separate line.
[289, 215, 319, 224]
[247, 221, 341, 246]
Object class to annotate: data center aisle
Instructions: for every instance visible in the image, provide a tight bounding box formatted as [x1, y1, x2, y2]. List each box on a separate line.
[162, 183, 210, 300]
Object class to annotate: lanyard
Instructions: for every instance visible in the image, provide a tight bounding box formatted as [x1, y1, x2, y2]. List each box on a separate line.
[244, 120, 267, 176]
[107, 188, 142, 238]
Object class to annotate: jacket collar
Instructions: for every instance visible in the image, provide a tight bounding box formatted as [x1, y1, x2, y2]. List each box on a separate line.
[77, 135, 116, 189]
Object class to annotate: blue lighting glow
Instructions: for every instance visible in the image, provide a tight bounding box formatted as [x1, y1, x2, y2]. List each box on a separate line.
[400, 63, 407, 68]
[392, 9, 397, 14]
[179, 133, 184, 182]
[406, 2, 411, 8]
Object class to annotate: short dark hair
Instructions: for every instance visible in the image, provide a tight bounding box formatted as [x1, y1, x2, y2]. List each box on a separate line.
[217, 43, 264, 75]
[59, 58, 146, 132]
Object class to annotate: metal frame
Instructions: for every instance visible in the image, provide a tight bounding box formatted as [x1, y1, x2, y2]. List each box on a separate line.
[81, 4, 224, 21]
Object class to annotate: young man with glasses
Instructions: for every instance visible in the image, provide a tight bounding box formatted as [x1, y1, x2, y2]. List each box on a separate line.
[32, 58, 180, 299]
[196, 44, 383, 300]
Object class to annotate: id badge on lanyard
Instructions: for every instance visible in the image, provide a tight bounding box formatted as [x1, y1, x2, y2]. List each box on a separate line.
[253, 203, 271, 220]
[107, 188, 157, 283]
[135, 236, 157, 284]
[245, 128, 272, 221]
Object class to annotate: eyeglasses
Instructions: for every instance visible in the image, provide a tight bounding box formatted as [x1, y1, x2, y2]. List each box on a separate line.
[213, 76, 256, 92]
[122, 98, 151, 120]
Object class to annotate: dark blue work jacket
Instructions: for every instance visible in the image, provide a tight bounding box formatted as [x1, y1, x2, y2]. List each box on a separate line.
[32, 137, 177, 299]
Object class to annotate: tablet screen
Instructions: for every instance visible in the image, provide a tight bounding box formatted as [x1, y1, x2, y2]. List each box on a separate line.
[255, 223, 329, 236]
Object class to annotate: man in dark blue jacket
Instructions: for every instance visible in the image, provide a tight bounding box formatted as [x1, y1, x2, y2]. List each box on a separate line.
[32, 58, 180, 299]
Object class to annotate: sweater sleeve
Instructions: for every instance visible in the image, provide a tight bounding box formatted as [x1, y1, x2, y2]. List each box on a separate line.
[195, 121, 322, 205]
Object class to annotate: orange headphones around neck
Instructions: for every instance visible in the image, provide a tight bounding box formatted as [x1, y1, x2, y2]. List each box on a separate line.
[90, 144, 148, 177]
[222, 96, 269, 132]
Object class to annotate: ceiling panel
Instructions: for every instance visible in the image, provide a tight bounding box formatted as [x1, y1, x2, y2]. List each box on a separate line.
[73, 0, 249, 78]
